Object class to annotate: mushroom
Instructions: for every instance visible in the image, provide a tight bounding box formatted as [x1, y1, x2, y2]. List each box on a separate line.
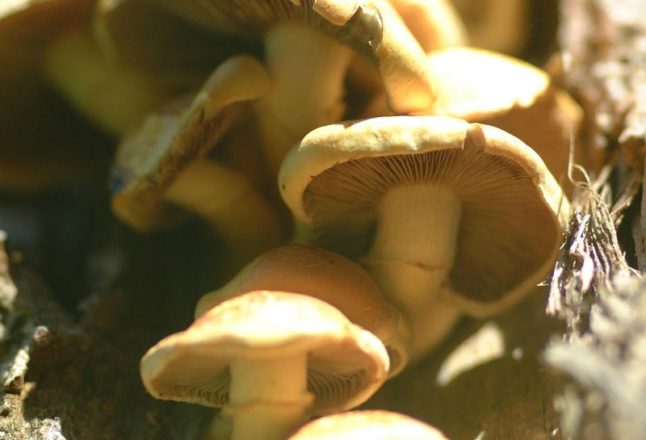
[289, 410, 448, 439]
[450, 0, 529, 55]
[44, 28, 196, 135]
[141, 290, 390, 440]
[279, 116, 569, 360]
[363, 47, 583, 192]
[0, 0, 110, 191]
[147, 0, 435, 175]
[388, 0, 468, 51]
[93, 0, 259, 78]
[111, 55, 284, 268]
[195, 244, 411, 376]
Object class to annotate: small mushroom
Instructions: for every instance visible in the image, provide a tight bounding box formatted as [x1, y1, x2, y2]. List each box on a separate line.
[279, 116, 569, 360]
[141, 290, 390, 440]
[111, 55, 284, 268]
[289, 410, 448, 439]
[195, 244, 411, 376]
[148, 0, 434, 175]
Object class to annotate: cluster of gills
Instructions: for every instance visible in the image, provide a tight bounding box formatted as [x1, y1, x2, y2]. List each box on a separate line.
[3, 0, 580, 438]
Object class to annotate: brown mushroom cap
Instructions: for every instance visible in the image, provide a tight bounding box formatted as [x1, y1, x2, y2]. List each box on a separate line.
[149, 0, 434, 113]
[141, 290, 389, 414]
[195, 244, 412, 376]
[279, 116, 568, 316]
[289, 410, 448, 439]
[110, 55, 270, 230]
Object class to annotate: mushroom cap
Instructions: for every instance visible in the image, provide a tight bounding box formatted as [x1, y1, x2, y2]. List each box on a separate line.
[110, 55, 270, 230]
[141, 290, 389, 414]
[289, 410, 448, 439]
[150, 0, 434, 113]
[279, 116, 569, 316]
[195, 244, 411, 376]
[426, 47, 549, 119]
[424, 47, 582, 190]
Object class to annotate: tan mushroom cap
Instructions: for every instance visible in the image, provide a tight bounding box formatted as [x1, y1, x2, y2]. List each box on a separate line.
[279, 116, 568, 317]
[289, 410, 448, 439]
[424, 47, 583, 184]
[110, 55, 270, 230]
[195, 244, 412, 376]
[150, 0, 434, 113]
[141, 290, 389, 414]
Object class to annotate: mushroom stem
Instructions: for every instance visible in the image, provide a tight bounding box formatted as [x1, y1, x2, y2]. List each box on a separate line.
[164, 159, 285, 268]
[259, 22, 352, 175]
[364, 184, 462, 355]
[227, 355, 313, 440]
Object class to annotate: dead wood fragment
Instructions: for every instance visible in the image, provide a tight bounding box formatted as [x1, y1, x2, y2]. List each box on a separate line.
[546, 1, 646, 438]
[545, 173, 646, 440]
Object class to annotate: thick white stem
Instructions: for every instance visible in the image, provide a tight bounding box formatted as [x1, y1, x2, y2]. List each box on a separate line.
[365, 184, 462, 357]
[226, 355, 313, 440]
[260, 22, 352, 174]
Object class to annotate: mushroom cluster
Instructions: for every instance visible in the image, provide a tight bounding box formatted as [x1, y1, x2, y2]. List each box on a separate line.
[7, 0, 578, 438]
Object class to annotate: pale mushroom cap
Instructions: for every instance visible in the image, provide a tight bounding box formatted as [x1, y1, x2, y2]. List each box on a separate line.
[141, 291, 389, 414]
[427, 47, 549, 119]
[195, 244, 411, 375]
[289, 410, 448, 439]
[424, 47, 582, 189]
[110, 55, 270, 230]
[279, 116, 569, 316]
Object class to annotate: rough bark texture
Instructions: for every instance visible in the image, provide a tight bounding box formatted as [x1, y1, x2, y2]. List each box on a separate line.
[544, 0, 646, 439]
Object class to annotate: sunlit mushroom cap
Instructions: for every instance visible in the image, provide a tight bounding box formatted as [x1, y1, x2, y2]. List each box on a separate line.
[141, 291, 389, 414]
[110, 55, 270, 230]
[279, 116, 569, 316]
[424, 47, 583, 183]
[195, 244, 412, 376]
[289, 410, 448, 439]
[149, 0, 434, 113]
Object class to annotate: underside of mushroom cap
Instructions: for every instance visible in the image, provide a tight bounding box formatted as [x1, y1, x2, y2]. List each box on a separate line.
[279, 116, 569, 316]
[423, 47, 583, 190]
[151, 0, 434, 113]
[110, 55, 270, 230]
[141, 291, 389, 413]
[195, 244, 411, 376]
